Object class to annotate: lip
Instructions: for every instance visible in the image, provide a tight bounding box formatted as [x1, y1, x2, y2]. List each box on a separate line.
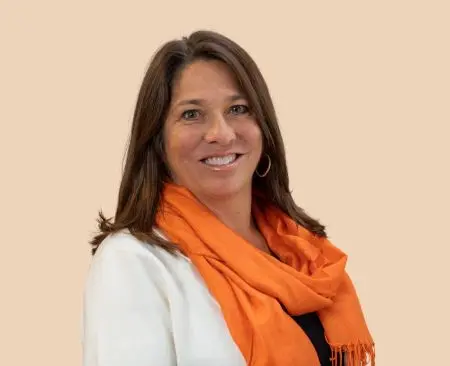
[199, 152, 242, 160]
[200, 153, 244, 172]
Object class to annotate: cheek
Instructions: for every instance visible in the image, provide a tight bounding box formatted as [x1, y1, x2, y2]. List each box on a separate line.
[243, 121, 264, 152]
[164, 125, 199, 168]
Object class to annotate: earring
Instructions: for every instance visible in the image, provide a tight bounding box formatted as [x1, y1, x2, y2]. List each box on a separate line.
[256, 153, 272, 178]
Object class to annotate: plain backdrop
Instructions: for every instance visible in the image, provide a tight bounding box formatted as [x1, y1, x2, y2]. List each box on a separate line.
[1, 1, 449, 365]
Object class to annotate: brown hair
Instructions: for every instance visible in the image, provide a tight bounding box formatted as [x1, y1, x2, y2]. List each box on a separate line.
[90, 30, 327, 255]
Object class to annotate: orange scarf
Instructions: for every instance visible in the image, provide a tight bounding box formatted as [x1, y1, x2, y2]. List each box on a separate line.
[156, 183, 375, 366]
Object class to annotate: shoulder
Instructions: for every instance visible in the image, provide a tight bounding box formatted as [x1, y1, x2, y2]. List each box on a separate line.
[82, 230, 181, 365]
[85, 229, 187, 294]
[92, 229, 175, 262]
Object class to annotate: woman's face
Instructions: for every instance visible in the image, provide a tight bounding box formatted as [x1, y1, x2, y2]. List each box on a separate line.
[163, 59, 263, 199]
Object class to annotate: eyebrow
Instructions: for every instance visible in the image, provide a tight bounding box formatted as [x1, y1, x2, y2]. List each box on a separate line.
[174, 94, 247, 108]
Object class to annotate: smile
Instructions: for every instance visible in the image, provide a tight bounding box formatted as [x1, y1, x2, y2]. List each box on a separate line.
[201, 153, 243, 168]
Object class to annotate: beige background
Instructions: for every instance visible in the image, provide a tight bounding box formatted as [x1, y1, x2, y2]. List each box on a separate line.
[1, 1, 449, 365]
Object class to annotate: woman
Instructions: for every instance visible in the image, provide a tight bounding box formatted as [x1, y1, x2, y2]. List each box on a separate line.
[82, 30, 375, 366]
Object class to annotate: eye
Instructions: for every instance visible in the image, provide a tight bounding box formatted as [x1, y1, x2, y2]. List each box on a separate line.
[181, 109, 200, 120]
[229, 104, 249, 115]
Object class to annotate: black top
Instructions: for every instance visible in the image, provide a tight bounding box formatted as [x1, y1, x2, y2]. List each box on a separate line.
[291, 312, 332, 366]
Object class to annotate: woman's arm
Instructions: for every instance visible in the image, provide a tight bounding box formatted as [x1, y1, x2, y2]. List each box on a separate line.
[82, 243, 176, 366]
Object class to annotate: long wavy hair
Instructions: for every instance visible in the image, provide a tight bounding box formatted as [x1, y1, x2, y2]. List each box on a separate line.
[90, 30, 327, 255]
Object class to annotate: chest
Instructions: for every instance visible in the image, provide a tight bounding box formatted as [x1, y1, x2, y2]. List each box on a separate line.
[161, 253, 331, 366]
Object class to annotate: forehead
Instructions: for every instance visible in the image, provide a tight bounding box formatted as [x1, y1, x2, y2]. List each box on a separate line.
[171, 60, 242, 101]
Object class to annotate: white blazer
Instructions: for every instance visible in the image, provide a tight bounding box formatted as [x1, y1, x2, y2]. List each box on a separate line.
[82, 230, 246, 366]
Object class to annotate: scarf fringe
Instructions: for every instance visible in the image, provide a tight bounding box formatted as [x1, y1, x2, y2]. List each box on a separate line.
[329, 342, 375, 366]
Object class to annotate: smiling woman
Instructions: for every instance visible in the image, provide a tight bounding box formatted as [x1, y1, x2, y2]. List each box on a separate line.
[83, 30, 375, 366]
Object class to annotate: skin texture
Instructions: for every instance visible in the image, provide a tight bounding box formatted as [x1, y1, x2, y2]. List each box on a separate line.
[163, 60, 268, 251]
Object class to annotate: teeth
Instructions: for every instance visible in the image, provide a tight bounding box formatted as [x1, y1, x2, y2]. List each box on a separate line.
[203, 154, 237, 166]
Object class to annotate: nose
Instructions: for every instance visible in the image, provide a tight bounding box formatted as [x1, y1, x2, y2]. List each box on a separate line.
[204, 114, 236, 145]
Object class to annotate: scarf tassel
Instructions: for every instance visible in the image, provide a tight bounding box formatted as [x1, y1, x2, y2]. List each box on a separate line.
[329, 342, 375, 366]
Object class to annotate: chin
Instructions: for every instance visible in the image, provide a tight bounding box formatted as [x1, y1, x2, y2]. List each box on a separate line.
[196, 178, 250, 199]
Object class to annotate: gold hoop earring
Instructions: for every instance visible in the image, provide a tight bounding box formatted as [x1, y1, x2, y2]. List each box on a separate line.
[256, 153, 271, 178]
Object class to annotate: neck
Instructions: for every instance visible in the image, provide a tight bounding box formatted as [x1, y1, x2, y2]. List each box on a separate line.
[201, 189, 253, 234]
[195, 187, 269, 253]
